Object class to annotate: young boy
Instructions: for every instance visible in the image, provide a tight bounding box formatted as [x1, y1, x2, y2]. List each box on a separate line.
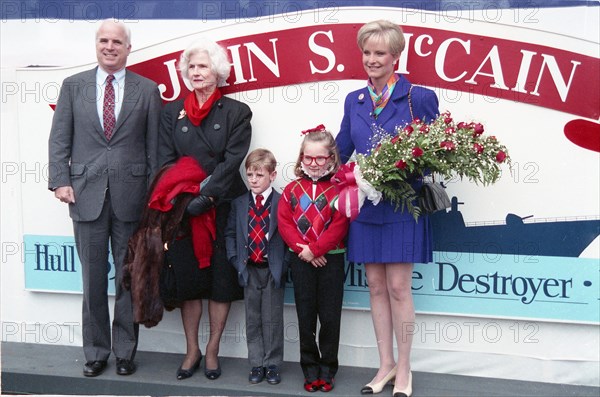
[225, 148, 287, 385]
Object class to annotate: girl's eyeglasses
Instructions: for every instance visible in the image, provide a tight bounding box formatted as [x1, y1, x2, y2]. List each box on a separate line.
[301, 155, 332, 166]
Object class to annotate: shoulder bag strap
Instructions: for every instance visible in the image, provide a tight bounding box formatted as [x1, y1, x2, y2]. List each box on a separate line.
[408, 85, 414, 121]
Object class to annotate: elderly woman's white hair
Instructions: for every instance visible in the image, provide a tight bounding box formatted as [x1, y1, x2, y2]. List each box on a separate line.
[178, 38, 231, 86]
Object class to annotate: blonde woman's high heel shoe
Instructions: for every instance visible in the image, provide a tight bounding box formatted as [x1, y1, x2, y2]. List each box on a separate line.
[360, 365, 397, 394]
[392, 371, 412, 397]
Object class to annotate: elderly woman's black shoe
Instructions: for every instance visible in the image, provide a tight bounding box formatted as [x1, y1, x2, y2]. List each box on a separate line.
[204, 358, 222, 380]
[176, 352, 202, 380]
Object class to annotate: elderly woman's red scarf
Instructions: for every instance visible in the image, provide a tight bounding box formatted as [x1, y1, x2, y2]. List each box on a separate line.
[184, 88, 222, 126]
[148, 156, 216, 268]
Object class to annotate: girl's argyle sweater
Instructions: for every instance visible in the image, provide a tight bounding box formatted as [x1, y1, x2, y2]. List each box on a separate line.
[277, 175, 348, 257]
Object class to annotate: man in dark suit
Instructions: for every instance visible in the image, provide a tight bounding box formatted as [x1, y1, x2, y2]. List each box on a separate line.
[48, 19, 162, 377]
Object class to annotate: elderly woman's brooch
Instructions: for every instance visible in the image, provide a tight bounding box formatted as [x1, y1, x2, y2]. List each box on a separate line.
[178, 109, 186, 120]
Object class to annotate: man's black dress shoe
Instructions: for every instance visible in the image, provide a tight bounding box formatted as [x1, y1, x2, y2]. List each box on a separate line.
[176, 353, 202, 380]
[204, 358, 221, 380]
[83, 360, 107, 377]
[265, 365, 281, 385]
[116, 358, 136, 375]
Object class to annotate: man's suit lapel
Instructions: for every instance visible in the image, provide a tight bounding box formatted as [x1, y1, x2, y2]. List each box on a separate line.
[82, 67, 104, 136]
[113, 70, 141, 137]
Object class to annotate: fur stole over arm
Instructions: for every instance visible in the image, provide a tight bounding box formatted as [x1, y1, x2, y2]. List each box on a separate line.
[123, 157, 214, 328]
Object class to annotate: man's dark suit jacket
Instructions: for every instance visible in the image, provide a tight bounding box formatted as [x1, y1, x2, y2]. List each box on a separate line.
[48, 67, 162, 222]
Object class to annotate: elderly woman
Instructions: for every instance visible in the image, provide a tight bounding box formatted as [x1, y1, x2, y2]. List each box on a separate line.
[158, 38, 252, 380]
[335, 21, 439, 397]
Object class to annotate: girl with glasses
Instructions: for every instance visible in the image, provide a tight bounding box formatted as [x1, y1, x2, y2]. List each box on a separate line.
[277, 125, 349, 392]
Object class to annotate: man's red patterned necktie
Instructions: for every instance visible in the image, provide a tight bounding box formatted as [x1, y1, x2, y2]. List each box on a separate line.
[103, 74, 116, 140]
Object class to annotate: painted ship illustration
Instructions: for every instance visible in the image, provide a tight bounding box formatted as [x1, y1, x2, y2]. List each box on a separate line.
[430, 198, 600, 258]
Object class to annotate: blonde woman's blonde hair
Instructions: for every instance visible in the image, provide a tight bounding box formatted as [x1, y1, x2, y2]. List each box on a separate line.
[357, 20, 405, 57]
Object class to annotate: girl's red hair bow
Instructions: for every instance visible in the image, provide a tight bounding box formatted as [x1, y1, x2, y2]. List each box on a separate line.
[301, 124, 326, 135]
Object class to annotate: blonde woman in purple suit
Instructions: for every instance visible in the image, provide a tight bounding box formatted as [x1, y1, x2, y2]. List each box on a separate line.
[335, 20, 439, 397]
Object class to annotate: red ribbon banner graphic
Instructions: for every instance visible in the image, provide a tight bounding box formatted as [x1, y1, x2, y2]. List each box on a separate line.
[128, 24, 599, 120]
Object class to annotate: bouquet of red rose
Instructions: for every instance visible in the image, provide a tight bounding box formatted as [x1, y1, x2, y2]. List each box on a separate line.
[333, 111, 511, 220]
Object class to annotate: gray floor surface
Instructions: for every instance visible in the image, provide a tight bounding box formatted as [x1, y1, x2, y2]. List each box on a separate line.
[1, 342, 599, 396]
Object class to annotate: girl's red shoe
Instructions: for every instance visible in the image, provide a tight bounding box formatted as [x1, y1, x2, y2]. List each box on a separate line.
[320, 378, 334, 392]
[304, 379, 320, 392]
